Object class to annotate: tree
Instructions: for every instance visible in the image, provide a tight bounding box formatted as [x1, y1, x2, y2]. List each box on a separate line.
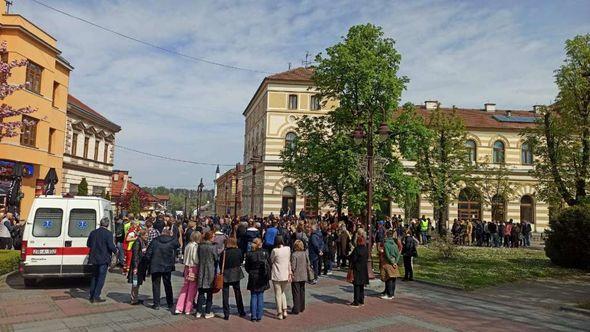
[0, 41, 36, 140]
[522, 34, 590, 207]
[129, 191, 141, 215]
[117, 188, 150, 214]
[77, 178, 88, 196]
[312, 23, 410, 220]
[413, 105, 473, 235]
[281, 115, 359, 217]
[472, 157, 518, 221]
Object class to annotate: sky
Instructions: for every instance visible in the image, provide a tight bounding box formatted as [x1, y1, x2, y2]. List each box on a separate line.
[12, 0, 590, 189]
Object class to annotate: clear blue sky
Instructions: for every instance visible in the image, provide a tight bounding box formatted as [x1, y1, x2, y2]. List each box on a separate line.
[13, 0, 590, 189]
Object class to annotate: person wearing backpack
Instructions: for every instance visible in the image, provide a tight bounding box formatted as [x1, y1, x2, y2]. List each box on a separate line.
[401, 230, 418, 281]
[262, 220, 278, 254]
[244, 238, 270, 322]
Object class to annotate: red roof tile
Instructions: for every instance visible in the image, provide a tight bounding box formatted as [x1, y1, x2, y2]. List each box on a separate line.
[266, 67, 314, 82]
[409, 106, 539, 131]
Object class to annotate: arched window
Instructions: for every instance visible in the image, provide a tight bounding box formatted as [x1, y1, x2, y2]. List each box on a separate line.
[491, 194, 506, 222]
[281, 186, 297, 216]
[458, 187, 481, 221]
[285, 132, 297, 149]
[465, 140, 477, 163]
[493, 140, 505, 164]
[520, 195, 534, 224]
[521, 143, 533, 165]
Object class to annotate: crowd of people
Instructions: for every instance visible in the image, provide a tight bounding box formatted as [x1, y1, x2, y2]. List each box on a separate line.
[86, 211, 421, 321]
[449, 218, 534, 248]
[0, 209, 23, 250]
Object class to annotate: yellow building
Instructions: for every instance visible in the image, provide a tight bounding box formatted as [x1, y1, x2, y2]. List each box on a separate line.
[242, 67, 549, 232]
[0, 2, 72, 218]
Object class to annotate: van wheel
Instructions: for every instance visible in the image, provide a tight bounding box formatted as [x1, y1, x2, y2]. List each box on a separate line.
[23, 278, 38, 287]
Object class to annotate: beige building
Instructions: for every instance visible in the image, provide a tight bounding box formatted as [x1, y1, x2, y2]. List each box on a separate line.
[62, 95, 120, 196]
[241, 67, 549, 231]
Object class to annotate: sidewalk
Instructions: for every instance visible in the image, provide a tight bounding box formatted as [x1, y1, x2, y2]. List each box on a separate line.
[0, 266, 588, 331]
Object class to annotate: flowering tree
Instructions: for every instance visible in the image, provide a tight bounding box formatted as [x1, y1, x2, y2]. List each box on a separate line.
[116, 187, 150, 214]
[0, 41, 36, 140]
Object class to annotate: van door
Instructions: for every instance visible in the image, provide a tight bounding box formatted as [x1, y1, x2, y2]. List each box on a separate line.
[61, 199, 98, 276]
[26, 203, 65, 276]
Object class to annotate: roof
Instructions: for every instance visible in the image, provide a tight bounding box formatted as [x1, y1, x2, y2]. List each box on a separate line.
[410, 105, 539, 131]
[155, 194, 170, 201]
[68, 95, 121, 132]
[243, 67, 314, 115]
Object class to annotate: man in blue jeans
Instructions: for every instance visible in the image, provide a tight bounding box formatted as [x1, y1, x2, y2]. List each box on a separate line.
[87, 217, 116, 303]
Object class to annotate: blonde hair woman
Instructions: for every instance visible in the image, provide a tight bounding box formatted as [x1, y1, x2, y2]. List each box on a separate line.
[290, 239, 309, 314]
[175, 231, 201, 314]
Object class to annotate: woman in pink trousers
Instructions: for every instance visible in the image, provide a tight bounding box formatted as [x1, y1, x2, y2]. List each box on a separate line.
[175, 231, 200, 314]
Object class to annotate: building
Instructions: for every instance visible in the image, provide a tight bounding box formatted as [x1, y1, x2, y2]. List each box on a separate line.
[62, 95, 121, 197]
[110, 170, 162, 215]
[241, 67, 337, 217]
[214, 164, 243, 217]
[0, 3, 72, 218]
[241, 67, 550, 231]
[154, 194, 170, 210]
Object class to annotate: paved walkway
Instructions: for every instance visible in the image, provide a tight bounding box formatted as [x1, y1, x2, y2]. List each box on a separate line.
[0, 266, 588, 332]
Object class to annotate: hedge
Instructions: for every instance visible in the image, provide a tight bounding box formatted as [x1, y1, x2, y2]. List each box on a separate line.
[0, 250, 20, 276]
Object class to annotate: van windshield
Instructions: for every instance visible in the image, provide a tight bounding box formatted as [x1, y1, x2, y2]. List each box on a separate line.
[33, 208, 63, 237]
[68, 209, 96, 237]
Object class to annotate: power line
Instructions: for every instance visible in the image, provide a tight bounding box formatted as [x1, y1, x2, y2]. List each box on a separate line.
[28, 0, 272, 74]
[115, 144, 236, 167]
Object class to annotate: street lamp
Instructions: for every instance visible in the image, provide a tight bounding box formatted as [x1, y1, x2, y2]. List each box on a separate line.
[352, 112, 391, 278]
[197, 178, 204, 217]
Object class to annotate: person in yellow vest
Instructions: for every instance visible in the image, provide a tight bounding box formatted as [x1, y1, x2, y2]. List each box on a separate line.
[123, 216, 139, 274]
[419, 218, 429, 245]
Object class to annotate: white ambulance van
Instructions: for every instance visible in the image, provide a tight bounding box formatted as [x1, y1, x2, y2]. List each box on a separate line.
[20, 196, 114, 287]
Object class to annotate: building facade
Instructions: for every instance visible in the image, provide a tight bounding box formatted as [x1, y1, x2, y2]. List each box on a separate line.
[214, 164, 243, 217]
[62, 95, 120, 197]
[241, 67, 549, 231]
[0, 3, 72, 218]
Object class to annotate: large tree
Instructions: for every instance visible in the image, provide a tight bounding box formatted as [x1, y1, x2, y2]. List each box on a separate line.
[281, 115, 359, 217]
[413, 105, 473, 235]
[472, 157, 518, 221]
[0, 41, 36, 140]
[312, 23, 410, 220]
[523, 34, 590, 207]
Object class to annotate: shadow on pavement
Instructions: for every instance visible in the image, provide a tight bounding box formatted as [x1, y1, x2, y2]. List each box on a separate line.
[311, 293, 350, 305]
[5, 271, 89, 290]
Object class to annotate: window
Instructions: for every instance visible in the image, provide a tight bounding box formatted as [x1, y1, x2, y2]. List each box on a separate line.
[492, 140, 505, 164]
[491, 194, 506, 222]
[48, 128, 55, 154]
[520, 195, 535, 224]
[465, 140, 477, 163]
[83, 137, 89, 159]
[20, 116, 38, 147]
[104, 143, 109, 163]
[285, 132, 297, 149]
[68, 209, 96, 237]
[33, 208, 63, 237]
[522, 143, 533, 165]
[52, 82, 59, 107]
[93, 186, 106, 197]
[69, 184, 78, 195]
[457, 187, 481, 221]
[310, 95, 321, 110]
[71, 133, 78, 155]
[26, 61, 42, 94]
[288, 94, 298, 110]
[94, 140, 100, 160]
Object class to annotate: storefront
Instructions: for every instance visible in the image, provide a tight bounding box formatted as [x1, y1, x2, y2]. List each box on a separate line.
[0, 160, 35, 214]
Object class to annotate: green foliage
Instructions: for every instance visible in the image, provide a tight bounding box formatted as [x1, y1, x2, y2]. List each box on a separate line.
[473, 157, 518, 216]
[412, 106, 473, 233]
[409, 246, 579, 290]
[429, 234, 462, 260]
[522, 34, 590, 207]
[142, 187, 214, 212]
[544, 205, 590, 270]
[0, 250, 20, 275]
[129, 190, 141, 215]
[77, 178, 88, 196]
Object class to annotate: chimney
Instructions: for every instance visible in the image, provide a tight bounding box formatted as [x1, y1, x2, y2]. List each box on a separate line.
[425, 100, 439, 110]
[532, 105, 543, 113]
[484, 103, 496, 112]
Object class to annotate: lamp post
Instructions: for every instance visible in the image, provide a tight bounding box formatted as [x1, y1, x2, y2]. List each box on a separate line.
[197, 178, 204, 217]
[352, 112, 391, 278]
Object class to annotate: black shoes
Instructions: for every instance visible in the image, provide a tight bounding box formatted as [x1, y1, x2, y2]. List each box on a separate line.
[90, 298, 106, 303]
[151, 305, 160, 310]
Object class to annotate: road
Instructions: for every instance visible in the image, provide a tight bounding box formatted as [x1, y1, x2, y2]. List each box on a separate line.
[0, 265, 588, 332]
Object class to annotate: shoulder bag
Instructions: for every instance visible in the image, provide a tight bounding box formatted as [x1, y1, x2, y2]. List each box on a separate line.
[213, 250, 226, 293]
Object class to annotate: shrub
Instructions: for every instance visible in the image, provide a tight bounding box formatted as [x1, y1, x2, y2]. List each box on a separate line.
[429, 234, 461, 259]
[0, 250, 20, 275]
[545, 205, 590, 270]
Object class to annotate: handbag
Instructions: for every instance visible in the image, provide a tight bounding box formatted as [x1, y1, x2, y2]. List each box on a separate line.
[212, 250, 226, 293]
[346, 268, 354, 284]
[305, 254, 315, 282]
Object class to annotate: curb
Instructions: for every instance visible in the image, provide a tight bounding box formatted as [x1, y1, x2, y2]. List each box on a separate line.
[560, 305, 590, 317]
[0, 270, 17, 283]
[412, 278, 466, 292]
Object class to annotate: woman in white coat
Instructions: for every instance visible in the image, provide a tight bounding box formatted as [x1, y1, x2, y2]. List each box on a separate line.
[270, 235, 292, 320]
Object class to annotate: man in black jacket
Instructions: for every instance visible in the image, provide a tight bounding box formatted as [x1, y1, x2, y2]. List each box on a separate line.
[87, 217, 116, 303]
[146, 229, 179, 310]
